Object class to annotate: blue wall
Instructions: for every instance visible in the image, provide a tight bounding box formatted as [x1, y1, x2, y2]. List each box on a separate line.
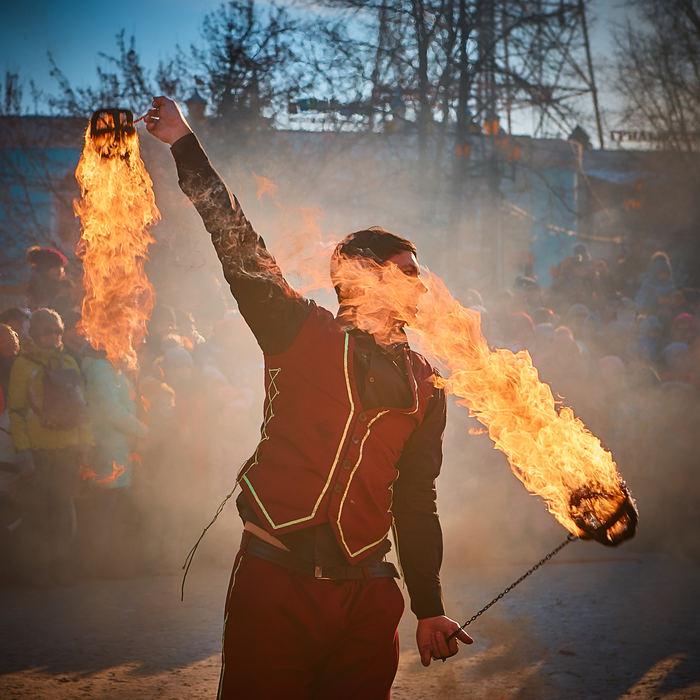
[0, 146, 81, 284]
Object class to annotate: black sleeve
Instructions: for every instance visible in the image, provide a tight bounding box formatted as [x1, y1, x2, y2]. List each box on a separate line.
[391, 386, 447, 619]
[170, 133, 312, 355]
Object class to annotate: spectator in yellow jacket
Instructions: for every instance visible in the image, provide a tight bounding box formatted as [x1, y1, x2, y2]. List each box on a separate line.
[8, 308, 91, 585]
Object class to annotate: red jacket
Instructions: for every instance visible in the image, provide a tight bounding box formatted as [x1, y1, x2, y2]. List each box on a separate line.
[238, 305, 436, 563]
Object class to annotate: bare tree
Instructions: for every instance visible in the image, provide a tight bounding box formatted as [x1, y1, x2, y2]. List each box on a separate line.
[46, 31, 156, 116]
[175, 0, 308, 125]
[2, 72, 23, 115]
[302, 1, 602, 145]
[612, 0, 700, 152]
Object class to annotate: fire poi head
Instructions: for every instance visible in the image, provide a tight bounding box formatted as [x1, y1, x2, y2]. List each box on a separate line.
[89, 108, 136, 160]
[74, 108, 159, 371]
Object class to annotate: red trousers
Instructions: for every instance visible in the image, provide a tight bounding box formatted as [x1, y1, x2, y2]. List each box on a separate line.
[217, 548, 405, 699]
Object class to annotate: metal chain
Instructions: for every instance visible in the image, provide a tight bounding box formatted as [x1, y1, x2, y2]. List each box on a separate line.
[447, 533, 577, 640]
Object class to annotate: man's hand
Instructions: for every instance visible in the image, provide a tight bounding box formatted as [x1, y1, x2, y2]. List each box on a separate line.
[416, 615, 473, 667]
[145, 97, 193, 146]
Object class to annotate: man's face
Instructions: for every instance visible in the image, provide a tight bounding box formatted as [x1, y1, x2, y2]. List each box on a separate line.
[334, 248, 427, 340]
[45, 265, 66, 281]
[35, 326, 63, 349]
[386, 250, 420, 278]
[384, 250, 427, 322]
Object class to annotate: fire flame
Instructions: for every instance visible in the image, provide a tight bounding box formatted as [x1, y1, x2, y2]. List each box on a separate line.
[80, 462, 126, 485]
[74, 121, 159, 370]
[80, 465, 97, 481]
[98, 462, 126, 485]
[331, 255, 635, 543]
[253, 173, 278, 200]
[203, 170, 635, 543]
[277, 206, 336, 295]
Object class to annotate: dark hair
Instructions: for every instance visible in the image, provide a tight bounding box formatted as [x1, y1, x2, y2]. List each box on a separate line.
[531, 306, 556, 325]
[333, 227, 416, 263]
[330, 227, 416, 300]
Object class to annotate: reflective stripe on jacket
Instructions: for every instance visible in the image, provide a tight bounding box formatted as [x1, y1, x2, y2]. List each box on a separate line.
[238, 306, 436, 563]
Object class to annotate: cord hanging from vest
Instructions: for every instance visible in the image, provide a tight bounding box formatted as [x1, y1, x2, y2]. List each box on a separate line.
[181, 483, 241, 601]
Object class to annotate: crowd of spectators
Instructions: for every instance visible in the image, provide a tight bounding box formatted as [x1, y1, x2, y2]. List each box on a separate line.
[0, 240, 698, 586]
[0, 247, 261, 585]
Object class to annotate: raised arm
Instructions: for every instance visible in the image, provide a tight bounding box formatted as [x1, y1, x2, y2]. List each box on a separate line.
[145, 96, 311, 354]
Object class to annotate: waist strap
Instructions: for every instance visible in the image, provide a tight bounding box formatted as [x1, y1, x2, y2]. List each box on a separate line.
[241, 532, 399, 581]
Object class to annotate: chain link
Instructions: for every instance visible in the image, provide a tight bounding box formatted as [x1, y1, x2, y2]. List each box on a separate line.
[448, 533, 577, 640]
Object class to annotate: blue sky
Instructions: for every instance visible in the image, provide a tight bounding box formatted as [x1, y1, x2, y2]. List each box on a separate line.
[1, 0, 223, 108]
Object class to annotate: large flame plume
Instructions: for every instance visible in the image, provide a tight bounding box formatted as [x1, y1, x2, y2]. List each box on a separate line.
[239, 173, 635, 543]
[74, 119, 159, 370]
[331, 255, 636, 544]
[253, 176, 336, 295]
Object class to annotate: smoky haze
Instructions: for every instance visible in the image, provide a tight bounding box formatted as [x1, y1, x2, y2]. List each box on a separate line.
[130, 122, 699, 579]
[1, 114, 698, 700]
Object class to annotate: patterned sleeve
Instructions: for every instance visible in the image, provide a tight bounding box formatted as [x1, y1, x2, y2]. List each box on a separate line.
[170, 133, 312, 355]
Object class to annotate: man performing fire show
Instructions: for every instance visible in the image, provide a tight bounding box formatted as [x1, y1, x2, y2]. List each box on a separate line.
[141, 86, 642, 696]
[145, 96, 472, 698]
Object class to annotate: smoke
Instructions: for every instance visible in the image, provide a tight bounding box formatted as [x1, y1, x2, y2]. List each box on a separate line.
[122, 125, 700, 577]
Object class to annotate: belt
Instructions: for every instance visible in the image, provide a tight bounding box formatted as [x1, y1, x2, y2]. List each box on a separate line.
[240, 532, 399, 581]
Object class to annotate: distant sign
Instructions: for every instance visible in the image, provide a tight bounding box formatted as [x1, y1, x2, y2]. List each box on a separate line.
[610, 129, 700, 143]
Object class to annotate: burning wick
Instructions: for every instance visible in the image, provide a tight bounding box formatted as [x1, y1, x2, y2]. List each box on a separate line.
[74, 108, 160, 370]
[133, 107, 156, 125]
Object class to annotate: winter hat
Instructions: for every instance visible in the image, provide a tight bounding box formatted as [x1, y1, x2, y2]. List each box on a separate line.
[25, 246, 68, 269]
[565, 303, 590, 321]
